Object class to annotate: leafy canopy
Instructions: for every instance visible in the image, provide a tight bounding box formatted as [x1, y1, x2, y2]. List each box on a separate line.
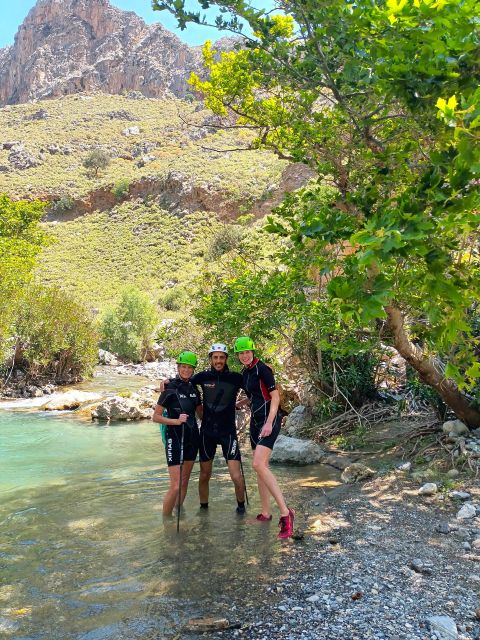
[154, 0, 480, 390]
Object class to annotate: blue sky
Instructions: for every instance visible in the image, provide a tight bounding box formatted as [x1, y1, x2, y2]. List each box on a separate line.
[0, 0, 272, 48]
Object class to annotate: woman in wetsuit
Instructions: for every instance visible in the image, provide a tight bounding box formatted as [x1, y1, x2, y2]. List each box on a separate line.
[152, 351, 201, 516]
[234, 337, 295, 539]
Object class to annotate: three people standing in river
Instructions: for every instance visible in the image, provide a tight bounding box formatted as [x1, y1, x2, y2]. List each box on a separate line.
[154, 339, 294, 539]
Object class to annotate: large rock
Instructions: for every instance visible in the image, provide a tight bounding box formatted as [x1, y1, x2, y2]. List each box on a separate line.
[98, 349, 119, 366]
[92, 396, 151, 421]
[442, 419, 469, 437]
[427, 616, 457, 640]
[341, 463, 375, 484]
[270, 435, 326, 465]
[43, 391, 102, 411]
[0, 0, 238, 106]
[283, 405, 311, 437]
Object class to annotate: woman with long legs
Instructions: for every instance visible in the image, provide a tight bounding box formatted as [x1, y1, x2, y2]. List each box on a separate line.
[234, 337, 294, 539]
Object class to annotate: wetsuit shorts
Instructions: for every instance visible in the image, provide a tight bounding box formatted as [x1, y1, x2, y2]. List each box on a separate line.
[249, 413, 281, 451]
[165, 424, 199, 467]
[199, 431, 241, 462]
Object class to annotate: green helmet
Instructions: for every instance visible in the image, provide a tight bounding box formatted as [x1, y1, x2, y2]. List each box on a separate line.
[233, 336, 256, 353]
[176, 351, 198, 367]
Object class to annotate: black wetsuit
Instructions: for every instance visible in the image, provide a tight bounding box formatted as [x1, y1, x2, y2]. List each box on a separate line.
[191, 366, 244, 462]
[157, 377, 201, 467]
[242, 358, 281, 450]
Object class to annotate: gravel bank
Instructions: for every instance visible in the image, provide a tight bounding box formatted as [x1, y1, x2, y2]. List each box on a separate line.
[186, 474, 480, 640]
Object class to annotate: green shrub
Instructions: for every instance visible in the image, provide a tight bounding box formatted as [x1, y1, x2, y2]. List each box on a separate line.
[159, 287, 189, 312]
[99, 286, 159, 362]
[207, 225, 244, 259]
[50, 194, 74, 214]
[111, 178, 131, 199]
[14, 285, 98, 382]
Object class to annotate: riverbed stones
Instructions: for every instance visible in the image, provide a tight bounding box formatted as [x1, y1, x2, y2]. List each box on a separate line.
[427, 615, 458, 640]
[449, 491, 471, 501]
[270, 435, 325, 465]
[457, 504, 477, 520]
[418, 482, 438, 496]
[409, 559, 433, 575]
[340, 463, 375, 484]
[442, 419, 469, 437]
[184, 618, 231, 632]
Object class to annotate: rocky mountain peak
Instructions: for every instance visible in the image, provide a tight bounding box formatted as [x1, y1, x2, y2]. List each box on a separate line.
[0, 0, 215, 105]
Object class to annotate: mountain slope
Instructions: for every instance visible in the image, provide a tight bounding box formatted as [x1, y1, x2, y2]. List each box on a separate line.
[0, 0, 228, 105]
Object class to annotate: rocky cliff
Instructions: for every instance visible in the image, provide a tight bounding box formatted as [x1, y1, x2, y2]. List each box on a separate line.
[0, 0, 225, 105]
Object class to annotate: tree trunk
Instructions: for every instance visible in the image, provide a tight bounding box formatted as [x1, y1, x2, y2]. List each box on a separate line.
[385, 305, 480, 428]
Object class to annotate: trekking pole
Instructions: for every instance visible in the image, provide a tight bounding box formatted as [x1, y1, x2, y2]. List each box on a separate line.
[239, 457, 249, 506]
[177, 422, 185, 533]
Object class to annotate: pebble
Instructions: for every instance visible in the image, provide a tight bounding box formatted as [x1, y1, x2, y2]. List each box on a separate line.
[427, 615, 458, 640]
[457, 504, 477, 520]
[418, 483, 438, 496]
[306, 595, 320, 603]
[450, 491, 472, 501]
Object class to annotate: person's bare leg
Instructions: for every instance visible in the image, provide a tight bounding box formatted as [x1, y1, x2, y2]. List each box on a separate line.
[179, 460, 195, 505]
[163, 465, 180, 516]
[227, 459, 245, 502]
[252, 445, 288, 516]
[257, 475, 271, 516]
[163, 461, 195, 515]
[199, 460, 213, 504]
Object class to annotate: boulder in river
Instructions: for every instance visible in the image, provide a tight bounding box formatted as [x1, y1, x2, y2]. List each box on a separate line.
[92, 396, 151, 421]
[270, 435, 326, 465]
[43, 391, 102, 411]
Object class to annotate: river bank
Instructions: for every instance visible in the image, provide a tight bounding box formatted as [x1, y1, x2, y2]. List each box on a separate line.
[188, 472, 480, 640]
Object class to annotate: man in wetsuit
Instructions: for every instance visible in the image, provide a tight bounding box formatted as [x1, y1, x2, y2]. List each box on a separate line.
[160, 343, 246, 514]
[193, 343, 246, 514]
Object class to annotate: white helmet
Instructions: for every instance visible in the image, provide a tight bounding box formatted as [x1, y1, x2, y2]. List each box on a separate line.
[208, 343, 228, 355]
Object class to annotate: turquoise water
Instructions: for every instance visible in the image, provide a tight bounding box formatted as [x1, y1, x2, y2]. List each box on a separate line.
[0, 407, 336, 639]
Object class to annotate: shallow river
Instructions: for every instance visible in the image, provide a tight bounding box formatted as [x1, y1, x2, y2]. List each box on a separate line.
[0, 374, 337, 639]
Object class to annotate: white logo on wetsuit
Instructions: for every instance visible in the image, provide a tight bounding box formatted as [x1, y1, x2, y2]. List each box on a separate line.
[167, 438, 173, 462]
[231, 439, 237, 456]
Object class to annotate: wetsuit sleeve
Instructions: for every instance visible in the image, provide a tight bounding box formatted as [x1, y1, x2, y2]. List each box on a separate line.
[157, 388, 174, 406]
[195, 387, 202, 407]
[190, 371, 205, 386]
[258, 362, 276, 393]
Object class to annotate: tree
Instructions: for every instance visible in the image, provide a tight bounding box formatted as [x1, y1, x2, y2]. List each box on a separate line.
[0, 195, 47, 366]
[100, 287, 159, 362]
[82, 149, 111, 176]
[153, 0, 480, 426]
[14, 285, 99, 383]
